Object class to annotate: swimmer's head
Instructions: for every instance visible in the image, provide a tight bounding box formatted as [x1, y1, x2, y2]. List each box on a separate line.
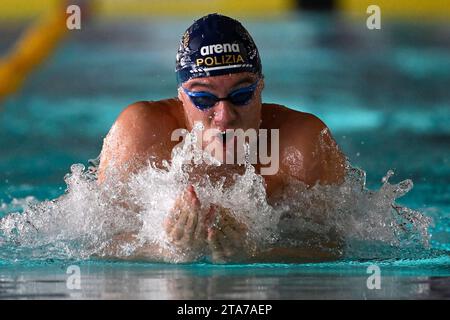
[176, 14, 264, 154]
[175, 13, 262, 85]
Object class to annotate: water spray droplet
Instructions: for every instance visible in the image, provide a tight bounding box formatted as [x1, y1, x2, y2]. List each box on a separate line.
[382, 170, 395, 184]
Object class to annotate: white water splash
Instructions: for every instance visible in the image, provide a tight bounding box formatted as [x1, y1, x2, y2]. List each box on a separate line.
[0, 126, 433, 263]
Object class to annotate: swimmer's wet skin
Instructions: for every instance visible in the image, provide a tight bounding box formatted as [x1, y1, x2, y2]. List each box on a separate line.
[97, 14, 346, 263]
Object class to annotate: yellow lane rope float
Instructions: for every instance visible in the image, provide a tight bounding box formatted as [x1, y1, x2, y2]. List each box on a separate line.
[0, 3, 68, 103]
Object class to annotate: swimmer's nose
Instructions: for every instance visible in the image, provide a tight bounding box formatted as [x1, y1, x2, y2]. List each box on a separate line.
[213, 101, 237, 126]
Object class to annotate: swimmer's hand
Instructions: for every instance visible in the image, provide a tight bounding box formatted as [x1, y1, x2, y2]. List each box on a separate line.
[207, 206, 254, 263]
[164, 185, 211, 259]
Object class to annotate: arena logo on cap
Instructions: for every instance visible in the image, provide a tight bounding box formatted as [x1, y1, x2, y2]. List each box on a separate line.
[200, 43, 240, 56]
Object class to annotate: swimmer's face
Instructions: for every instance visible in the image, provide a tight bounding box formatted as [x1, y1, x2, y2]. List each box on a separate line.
[178, 72, 264, 137]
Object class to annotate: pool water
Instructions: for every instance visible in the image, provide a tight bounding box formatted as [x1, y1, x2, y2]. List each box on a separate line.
[0, 13, 449, 299]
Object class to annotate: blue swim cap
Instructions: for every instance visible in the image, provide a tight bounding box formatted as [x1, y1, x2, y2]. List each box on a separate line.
[175, 13, 262, 85]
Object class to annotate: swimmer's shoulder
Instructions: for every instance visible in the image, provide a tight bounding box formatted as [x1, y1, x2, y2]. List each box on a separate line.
[106, 98, 185, 149]
[117, 98, 185, 129]
[261, 102, 327, 133]
[262, 103, 344, 185]
[99, 99, 183, 181]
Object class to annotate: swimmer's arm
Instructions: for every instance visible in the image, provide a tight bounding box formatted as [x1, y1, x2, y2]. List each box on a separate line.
[208, 208, 343, 264]
[97, 101, 178, 183]
[258, 115, 346, 263]
[249, 234, 344, 263]
[97, 232, 188, 263]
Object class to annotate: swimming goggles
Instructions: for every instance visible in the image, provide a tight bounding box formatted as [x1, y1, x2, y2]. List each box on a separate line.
[181, 80, 259, 111]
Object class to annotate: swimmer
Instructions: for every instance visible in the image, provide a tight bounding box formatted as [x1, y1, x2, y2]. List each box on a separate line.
[98, 14, 346, 263]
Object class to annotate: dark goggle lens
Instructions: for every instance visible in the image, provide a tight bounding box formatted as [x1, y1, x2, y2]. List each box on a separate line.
[229, 90, 254, 105]
[191, 95, 217, 109]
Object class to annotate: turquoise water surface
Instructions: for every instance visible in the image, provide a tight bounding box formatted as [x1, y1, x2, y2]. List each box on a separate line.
[0, 14, 449, 299]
